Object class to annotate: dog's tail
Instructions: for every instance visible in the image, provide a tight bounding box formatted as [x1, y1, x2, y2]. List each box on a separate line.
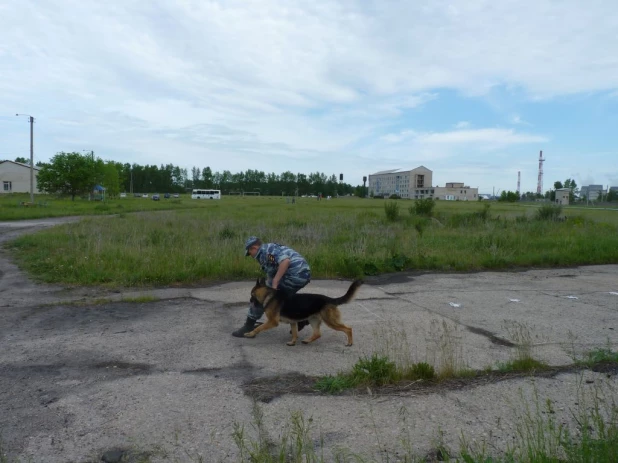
[330, 279, 364, 305]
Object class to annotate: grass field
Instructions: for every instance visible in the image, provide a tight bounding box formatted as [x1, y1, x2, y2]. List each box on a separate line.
[0, 192, 207, 220]
[3, 195, 618, 287]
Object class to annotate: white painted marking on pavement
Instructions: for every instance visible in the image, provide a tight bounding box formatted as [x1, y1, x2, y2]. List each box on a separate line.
[356, 302, 385, 320]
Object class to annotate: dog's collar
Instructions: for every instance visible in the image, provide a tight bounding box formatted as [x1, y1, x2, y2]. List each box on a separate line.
[261, 290, 276, 308]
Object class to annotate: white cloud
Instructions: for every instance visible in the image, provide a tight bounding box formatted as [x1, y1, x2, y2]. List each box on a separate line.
[380, 128, 547, 148]
[509, 115, 530, 125]
[418, 128, 546, 146]
[0, 0, 616, 192]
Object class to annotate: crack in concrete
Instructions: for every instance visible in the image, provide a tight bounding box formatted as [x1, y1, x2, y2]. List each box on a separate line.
[374, 286, 518, 348]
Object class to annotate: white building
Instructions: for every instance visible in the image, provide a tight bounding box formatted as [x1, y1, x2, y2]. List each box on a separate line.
[368, 167, 478, 200]
[0, 160, 41, 194]
[368, 166, 433, 199]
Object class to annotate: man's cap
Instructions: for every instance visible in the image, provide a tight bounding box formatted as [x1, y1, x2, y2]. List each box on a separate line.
[244, 236, 260, 256]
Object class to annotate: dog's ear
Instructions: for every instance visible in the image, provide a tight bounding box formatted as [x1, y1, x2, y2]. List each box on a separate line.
[257, 277, 266, 286]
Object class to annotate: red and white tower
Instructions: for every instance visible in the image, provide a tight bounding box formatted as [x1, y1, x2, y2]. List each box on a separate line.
[536, 150, 545, 195]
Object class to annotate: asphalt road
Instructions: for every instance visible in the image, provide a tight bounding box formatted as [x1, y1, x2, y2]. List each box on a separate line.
[1, 218, 618, 462]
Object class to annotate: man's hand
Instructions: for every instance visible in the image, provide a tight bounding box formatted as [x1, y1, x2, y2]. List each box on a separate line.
[272, 258, 290, 289]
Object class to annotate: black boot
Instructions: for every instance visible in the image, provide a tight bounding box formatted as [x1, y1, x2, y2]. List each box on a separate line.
[232, 317, 257, 337]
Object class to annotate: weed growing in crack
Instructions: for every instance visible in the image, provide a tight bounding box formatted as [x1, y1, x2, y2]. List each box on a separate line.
[314, 354, 436, 394]
[428, 319, 466, 379]
[233, 402, 328, 463]
[498, 320, 548, 372]
[371, 320, 417, 371]
[583, 347, 618, 365]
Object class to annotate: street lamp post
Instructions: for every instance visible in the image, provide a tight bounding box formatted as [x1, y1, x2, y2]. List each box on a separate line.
[15, 114, 34, 203]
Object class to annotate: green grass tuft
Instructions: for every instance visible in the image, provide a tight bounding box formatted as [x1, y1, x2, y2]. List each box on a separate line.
[497, 357, 549, 373]
[581, 347, 618, 366]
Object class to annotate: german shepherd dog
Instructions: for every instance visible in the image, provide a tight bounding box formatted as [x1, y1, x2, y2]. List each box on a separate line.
[245, 278, 363, 346]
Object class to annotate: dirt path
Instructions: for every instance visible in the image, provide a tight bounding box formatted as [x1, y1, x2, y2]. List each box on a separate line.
[1, 218, 618, 462]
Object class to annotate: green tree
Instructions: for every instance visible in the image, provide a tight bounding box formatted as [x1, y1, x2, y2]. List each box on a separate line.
[499, 190, 520, 202]
[202, 167, 213, 188]
[100, 161, 121, 198]
[14, 157, 29, 164]
[37, 152, 100, 200]
[191, 166, 200, 187]
[563, 178, 578, 202]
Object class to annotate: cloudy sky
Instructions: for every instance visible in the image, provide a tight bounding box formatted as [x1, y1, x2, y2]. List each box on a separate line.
[1, 0, 617, 193]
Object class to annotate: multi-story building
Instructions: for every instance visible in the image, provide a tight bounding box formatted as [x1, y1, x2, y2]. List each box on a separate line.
[368, 167, 478, 200]
[368, 166, 432, 199]
[580, 185, 604, 201]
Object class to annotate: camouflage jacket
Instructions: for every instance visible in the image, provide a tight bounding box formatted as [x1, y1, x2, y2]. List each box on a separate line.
[254, 242, 310, 281]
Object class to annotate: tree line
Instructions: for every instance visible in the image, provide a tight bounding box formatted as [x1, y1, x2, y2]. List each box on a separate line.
[498, 178, 616, 202]
[19, 153, 364, 200]
[498, 178, 579, 202]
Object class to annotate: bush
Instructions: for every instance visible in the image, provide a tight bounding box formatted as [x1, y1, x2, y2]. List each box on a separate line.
[477, 202, 491, 221]
[410, 198, 435, 217]
[536, 204, 563, 221]
[389, 194, 402, 199]
[218, 226, 236, 240]
[384, 201, 400, 221]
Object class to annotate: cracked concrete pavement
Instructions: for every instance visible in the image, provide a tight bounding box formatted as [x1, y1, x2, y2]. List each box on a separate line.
[1, 218, 618, 462]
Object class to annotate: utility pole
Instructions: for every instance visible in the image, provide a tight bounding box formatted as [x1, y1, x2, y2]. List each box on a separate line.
[29, 116, 33, 203]
[82, 149, 94, 161]
[16, 114, 35, 203]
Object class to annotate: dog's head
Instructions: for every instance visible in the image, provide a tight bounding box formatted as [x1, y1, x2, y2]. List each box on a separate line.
[250, 277, 274, 305]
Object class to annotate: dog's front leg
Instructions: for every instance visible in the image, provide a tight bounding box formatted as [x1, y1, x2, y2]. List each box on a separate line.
[244, 318, 279, 338]
[287, 323, 298, 346]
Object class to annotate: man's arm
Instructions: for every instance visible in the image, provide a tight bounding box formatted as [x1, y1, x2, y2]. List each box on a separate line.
[271, 258, 290, 289]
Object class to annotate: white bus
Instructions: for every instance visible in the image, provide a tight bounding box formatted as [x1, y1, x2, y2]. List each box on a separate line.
[191, 189, 221, 199]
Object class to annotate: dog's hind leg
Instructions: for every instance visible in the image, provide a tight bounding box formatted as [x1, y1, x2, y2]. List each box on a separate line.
[322, 306, 353, 346]
[301, 317, 322, 344]
[287, 323, 298, 346]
